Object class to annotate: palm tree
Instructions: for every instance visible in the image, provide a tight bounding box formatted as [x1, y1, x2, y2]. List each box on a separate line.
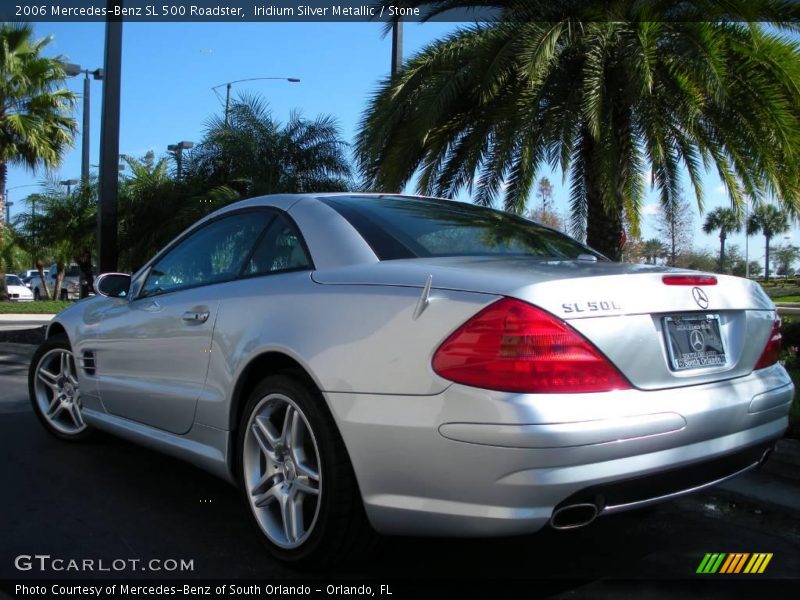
[356, 1, 800, 261]
[702, 208, 741, 273]
[117, 153, 241, 272]
[16, 178, 96, 297]
[0, 23, 76, 301]
[641, 238, 666, 265]
[186, 94, 353, 197]
[747, 204, 789, 281]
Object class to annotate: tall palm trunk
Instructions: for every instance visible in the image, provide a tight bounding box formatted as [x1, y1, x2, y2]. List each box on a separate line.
[584, 147, 623, 261]
[579, 124, 623, 261]
[719, 231, 727, 273]
[76, 248, 93, 298]
[765, 235, 771, 281]
[0, 161, 7, 302]
[36, 259, 50, 300]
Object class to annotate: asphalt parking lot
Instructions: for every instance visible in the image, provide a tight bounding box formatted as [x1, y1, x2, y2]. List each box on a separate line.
[1, 346, 799, 598]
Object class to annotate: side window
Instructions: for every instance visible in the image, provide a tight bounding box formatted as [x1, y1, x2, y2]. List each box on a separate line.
[142, 212, 272, 297]
[244, 215, 312, 275]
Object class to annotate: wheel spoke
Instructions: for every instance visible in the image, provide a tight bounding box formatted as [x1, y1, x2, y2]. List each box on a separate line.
[251, 418, 280, 462]
[48, 399, 65, 420]
[59, 352, 69, 378]
[292, 450, 319, 482]
[67, 402, 84, 428]
[37, 369, 59, 392]
[281, 406, 295, 446]
[251, 469, 280, 496]
[253, 480, 284, 508]
[294, 477, 319, 497]
[282, 488, 303, 543]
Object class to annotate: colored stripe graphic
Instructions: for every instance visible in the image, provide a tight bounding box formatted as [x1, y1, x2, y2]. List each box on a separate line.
[699, 553, 773, 574]
[697, 553, 727, 573]
[744, 553, 773, 574]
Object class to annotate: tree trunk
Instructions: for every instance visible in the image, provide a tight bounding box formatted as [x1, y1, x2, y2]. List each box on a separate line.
[765, 235, 771, 282]
[583, 134, 623, 260]
[53, 261, 65, 301]
[76, 247, 94, 298]
[719, 232, 726, 273]
[36, 259, 50, 300]
[0, 161, 7, 302]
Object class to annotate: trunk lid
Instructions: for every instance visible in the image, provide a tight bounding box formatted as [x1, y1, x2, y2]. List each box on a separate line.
[312, 256, 776, 390]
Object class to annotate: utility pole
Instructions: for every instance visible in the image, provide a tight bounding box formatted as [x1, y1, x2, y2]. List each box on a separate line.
[98, 2, 123, 273]
[391, 21, 403, 77]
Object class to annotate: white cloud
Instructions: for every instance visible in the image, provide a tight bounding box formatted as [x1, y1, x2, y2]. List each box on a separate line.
[641, 203, 661, 216]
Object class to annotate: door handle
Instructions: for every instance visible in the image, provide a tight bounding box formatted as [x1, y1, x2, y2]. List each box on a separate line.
[182, 310, 210, 323]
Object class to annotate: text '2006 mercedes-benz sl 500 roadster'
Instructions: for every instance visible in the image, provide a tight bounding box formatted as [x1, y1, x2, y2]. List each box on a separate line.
[29, 194, 792, 565]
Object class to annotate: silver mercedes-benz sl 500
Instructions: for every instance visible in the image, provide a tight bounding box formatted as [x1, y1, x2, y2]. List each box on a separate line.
[29, 193, 792, 564]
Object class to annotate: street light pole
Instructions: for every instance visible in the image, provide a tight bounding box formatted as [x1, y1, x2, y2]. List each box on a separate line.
[391, 21, 404, 77]
[60, 179, 79, 196]
[225, 82, 232, 125]
[98, 3, 123, 273]
[167, 141, 194, 181]
[212, 77, 300, 124]
[63, 63, 103, 184]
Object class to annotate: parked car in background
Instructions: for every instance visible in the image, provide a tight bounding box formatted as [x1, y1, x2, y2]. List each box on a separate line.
[29, 194, 792, 565]
[4, 274, 34, 301]
[18, 269, 39, 283]
[28, 263, 84, 301]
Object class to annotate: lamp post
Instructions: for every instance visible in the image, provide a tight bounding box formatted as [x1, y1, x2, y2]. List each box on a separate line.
[391, 21, 403, 77]
[62, 63, 104, 184]
[98, 1, 123, 273]
[4, 184, 39, 223]
[60, 179, 80, 195]
[212, 77, 300, 125]
[167, 141, 194, 181]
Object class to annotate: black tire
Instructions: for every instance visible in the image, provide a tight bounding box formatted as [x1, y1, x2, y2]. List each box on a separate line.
[28, 334, 94, 442]
[33, 287, 41, 301]
[237, 373, 376, 566]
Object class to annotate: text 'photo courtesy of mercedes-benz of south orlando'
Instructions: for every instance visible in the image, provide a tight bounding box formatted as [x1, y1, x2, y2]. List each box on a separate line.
[0, 2, 799, 599]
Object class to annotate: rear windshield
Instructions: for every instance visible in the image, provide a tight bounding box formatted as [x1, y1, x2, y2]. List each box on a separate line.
[321, 195, 603, 261]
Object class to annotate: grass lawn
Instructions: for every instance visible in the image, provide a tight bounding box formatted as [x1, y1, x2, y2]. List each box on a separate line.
[773, 296, 800, 303]
[0, 300, 71, 314]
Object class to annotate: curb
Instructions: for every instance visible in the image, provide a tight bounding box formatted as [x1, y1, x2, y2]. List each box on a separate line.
[0, 314, 54, 322]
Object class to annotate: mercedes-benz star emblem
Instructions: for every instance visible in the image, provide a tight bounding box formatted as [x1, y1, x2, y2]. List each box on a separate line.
[689, 329, 705, 352]
[692, 287, 709, 309]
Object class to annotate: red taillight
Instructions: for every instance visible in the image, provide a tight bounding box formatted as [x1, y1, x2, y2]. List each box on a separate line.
[432, 298, 631, 393]
[754, 318, 782, 370]
[662, 275, 718, 286]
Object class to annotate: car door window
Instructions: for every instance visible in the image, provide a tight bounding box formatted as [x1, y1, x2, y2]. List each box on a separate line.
[142, 212, 272, 297]
[243, 215, 312, 275]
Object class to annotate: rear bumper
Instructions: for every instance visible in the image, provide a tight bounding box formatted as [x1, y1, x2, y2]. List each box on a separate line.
[324, 365, 792, 536]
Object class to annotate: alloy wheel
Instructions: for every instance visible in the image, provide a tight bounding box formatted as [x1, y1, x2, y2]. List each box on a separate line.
[33, 348, 86, 435]
[242, 394, 322, 549]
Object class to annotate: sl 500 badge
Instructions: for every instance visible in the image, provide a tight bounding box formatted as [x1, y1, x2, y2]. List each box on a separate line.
[562, 300, 622, 314]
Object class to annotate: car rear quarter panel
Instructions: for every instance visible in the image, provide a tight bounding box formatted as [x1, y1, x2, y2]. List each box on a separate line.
[198, 273, 497, 430]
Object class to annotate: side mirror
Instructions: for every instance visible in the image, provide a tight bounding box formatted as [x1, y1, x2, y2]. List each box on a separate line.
[94, 273, 131, 298]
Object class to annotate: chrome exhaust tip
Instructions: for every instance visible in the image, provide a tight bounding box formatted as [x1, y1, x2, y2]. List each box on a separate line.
[758, 446, 774, 468]
[550, 503, 599, 530]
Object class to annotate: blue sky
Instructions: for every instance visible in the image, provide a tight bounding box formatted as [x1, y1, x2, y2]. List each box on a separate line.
[6, 21, 797, 263]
